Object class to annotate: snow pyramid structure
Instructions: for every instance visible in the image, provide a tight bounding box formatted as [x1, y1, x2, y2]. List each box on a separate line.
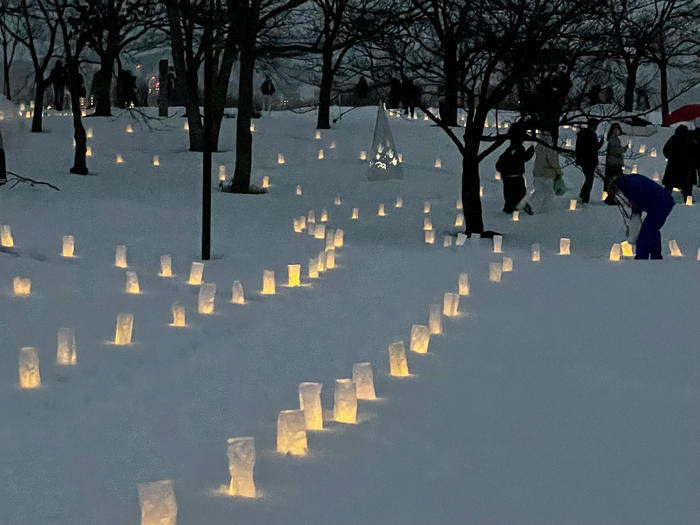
[366, 104, 403, 181]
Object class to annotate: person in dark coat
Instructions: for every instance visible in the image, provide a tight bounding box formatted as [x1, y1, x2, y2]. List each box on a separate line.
[49, 60, 66, 111]
[401, 76, 420, 119]
[496, 122, 535, 214]
[575, 118, 604, 203]
[662, 125, 694, 199]
[388, 76, 402, 109]
[609, 173, 675, 260]
[260, 75, 275, 116]
[692, 128, 700, 188]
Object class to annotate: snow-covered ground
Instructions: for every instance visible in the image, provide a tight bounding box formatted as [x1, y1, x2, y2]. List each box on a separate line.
[1, 104, 699, 525]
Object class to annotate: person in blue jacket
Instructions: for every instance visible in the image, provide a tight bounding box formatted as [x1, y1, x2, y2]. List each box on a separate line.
[609, 173, 675, 260]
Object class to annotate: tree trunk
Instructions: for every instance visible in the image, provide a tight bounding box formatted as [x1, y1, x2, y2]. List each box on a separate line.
[316, 47, 334, 129]
[31, 80, 45, 133]
[623, 60, 638, 112]
[442, 47, 458, 127]
[461, 125, 485, 235]
[658, 59, 669, 123]
[2, 39, 11, 100]
[231, 41, 255, 192]
[93, 53, 116, 116]
[209, 45, 237, 152]
[67, 65, 87, 175]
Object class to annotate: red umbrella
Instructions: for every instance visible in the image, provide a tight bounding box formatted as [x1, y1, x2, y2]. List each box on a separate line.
[663, 104, 700, 127]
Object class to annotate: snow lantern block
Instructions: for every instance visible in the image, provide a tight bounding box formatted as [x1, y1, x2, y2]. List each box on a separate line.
[334, 194, 342, 206]
[492, 235, 503, 254]
[360, 151, 367, 160]
[652, 172, 660, 182]
[685, 196, 693, 206]
[277, 154, 285, 164]
[395, 196, 403, 208]
[494, 173, 501, 181]
[621, 241, 634, 258]
[126, 124, 133, 133]
[288, 264, 301, 287]
[296, 185, 302, 195]
[86, 146, 93, 157]
[160, 255, 173, 277]
[424, 201, 430, 213]
[456, 233, 467, 246]
[696, 247, 700, 261]
[261, 175, 269, 189]
[502, 256, 513, 273]
[367, 105, 403, 181]
[62, 235, 75, 257]
[188, 262, 204, 285]
[458, 273, 470, 296]
[456, 198, 463, 210]
[424, 114, 429, 121]
[410, 324, 430, 353]
[315, 130, 321, 140]
[489, 262, 502, 283]
[317, 149, 324, 160]
[425, 231, 435, 244]
[329, 140, 336, 150]
[307, 223, 316, 237]
[125, 271, 140, 294]
[378, 203, 386, 216]
[351, 208, 359, 220]
[334, 379, 357, 424]
[1, 224, 14, 247]
[218, 165, 226, 181]
[227, 437, 256, 498]
[57, 327, 77, 365]
[443, 293, 459, 317]
[434, 158, 442, 168]
[184, 121, 189, 131]
[334, 229, 344, 248]
[512, 211, 520, 222]
[326, 249, 336, 269]
[609, 243, 622, 261]
[668, 240, 683, 257]
[531, 243, 541, 262]
[231, 281, 245, 304]
[307, 210, 316, 224]
[352, 362, 376, 400]
[276, 409, 307, 455]
[298, 382, 323, 430]
[559, 238, 571, 255]
[308, 258, 319, 279]
[262, 270, 275, 294]
[153, 155, 160, 167]
[480, 186, 484, 197]
[13, 276, 31, 296]
[171, 302, 186, 327]
[115, 245, 128, 268]
[249, 123, 255, 132]
[455, 213, 465, 227]
[325, 229, 335, 251]
[86, 127, 93, 138]
[114, 313, 134, 345]
[429, 304, 442, 335]
[631, 164, 638, 174]
[314, 223, 326, 240]
[650, 148, 657, 158]
[317, 251, 327, 272]
[443, 236, 452, 248]
[423, 217, 433, 231]
[565, 138, 572, 147]
[638, 144, 646, 154]
[388, 341, 409, 377]
[569, 199, 577, 211]
[138, 480, 177, 525]
[198, 283, 216, 314]
[601, 191, 608, 201]
[19, 347, 40, 389]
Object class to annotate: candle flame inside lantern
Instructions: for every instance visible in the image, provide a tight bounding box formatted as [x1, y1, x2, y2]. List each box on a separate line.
[115, 245, 127, 268]
[114, 313, 134, 345]
[424, 217, 433, 231]
[531, 243, 541, 262]
[425, 230, 435, 244]
[480, 186, 484, 197]
[639, 144, 646, 154]
[160, 255, 173, 277]
[502, 256, 513, 272]
[288, 264, 301, 287]
[489, 262, 502, 283]
[125, 271, 140, 294]
[621, 241, 634, 257]
[1, 225, 14, 247]
[320, 208, 328, 222]
[569, 199, 577, 211]
[334, 379, 357, 424]
[62, 235, 75, 257]
[652, 171, 660, 182]
[171, 302, 186, 327]
[565, 138, 572, 147]
[685, 196, 693, 206]
[668, 240, 683, 257]
[360, 151, 367, 160]
[351, 208, 359, 220]
[277, 153, 285, 164]
[314, 223, 326, 240]
[456, 198, 463, 210]
[116, 154, 124, 164]
[429, 304, 442, 335]
[262, 270, 275, 294]
[434, 159, 442, 168]
[650, 148, 657, 158]
[512, 211, 520, 221]
[443, 236, 452, 247]
[188, 261, 204, 285]
[388, 341, 409, 377]
[424, 201, 430, 213]
[334, 194, 342, 206]
[227, 437, 256, 498]
[57, 327, 77, 365]
[296, 185, 302, 195]
[398, 153, 403, 162]
[277, 409, 307, 455]
[559, 238, 571, 255]
[602, 191, 608, 200]
[329, 140, 336, 149]
[299, 382, 323, 430]
[184, 121, 190, 131]
[261, 175, 269, 189]
[138, 480, 177, 525]
[325, 249, 336, 269]
[231, 281, 245, 304]
[86, 128, 93, 139]
[458, 273, 470, 295]
[631, 164, 638, 174]
[378, 203, 386, 216]
[494, 172, 502, 180]
[250, 123, 255, 132]
[609, 243, 621, 261]
[395, 196, 403, 208]
[13, 276, 31, 296]
[443, 292, 459, 317]
[334, 229, 344, 248]
[86, 146, 93, 157]
[126, 124, 133, 133]
[19, 347, 40, 388]
[308, 257, 319, 279]
[410, 324, 430, 353]
[353, 362, 376, 400]
[198, 283, 216, 314]
[455, 213, 464, 227]
[318, 149, 324, 160]
[153, 155, 160, 166]
[315, 130, 321, 139]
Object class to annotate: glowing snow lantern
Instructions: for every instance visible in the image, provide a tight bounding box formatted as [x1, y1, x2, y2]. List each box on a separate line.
[650, 148, 657, 158]
[621, 241, 634, 258]
[308, 258, 319, 279]
[424, 217, 433, 231]
[685, 196, 693, 206]
[388, 341, 409, 376]
[188, 262, 204, 285]
[308, 210, 316, 224]
[360, 151, 367, 160]
[455, 214, 464, 227]
[153, 155, 160, 167]
[493, 235, 503, 253]
[315, 130, 321, 139]
[325, 230, 335, 251]
[25, 110, 31, 118]
[653, 171, 660, 182]
[398, 153, 403, 163]
[434, 158, 442, 168]
[609, 243, 621, 261]
[86, 128, 93, 138]
[160, 255, 173, 277]
[184, 121, 189, 131]
[261, 175, 270, 189]
[170, 302, 186, 327]
[231, 281, 245, 304]
[276, 409, 307, 455]
[249, 122, 255, 132]
[296, 185, 302, 195]
[531, 243, 541, 262]
[512, 211, 519, 222]
[629, 164, 638, 174]
[61, 235, 75, 257]
[81, 109, 87, 117]
[277, 153, 285, 164]
[443, 236, 452, 247]
[351, 208, 359, 220]
[334, 229, 344, 248]
[669, 240, 683, 257]
[219, 165, 226, 181]
[115, 245, 127, 268]
[425, 231, 435, 244]
[138, 480, 177, 525]
[377, 203, 386, 216]
[395, 196, 403, 208]
[320, 208, 328, 222]
[298, 382, 323, 430]
[410, 324, 430, 353]
[352, 362, 376, 400]
[86, 146, 93, 157]
[697, 247, 700, 261]
[116, 154, 124, 164]
[329, 140, 336, 150]
[565, 138, 572, 147]
[125, 271, 140, 294]
[569, 199, 577, 211]
[114, 313, 134, 345]
[307, 223, 315, 236]
[443, 292, 459, 317]
[423, 201, 430, 213]
[638, 144, 646, 154]
[458, 273, 470, 295]
[334, 194, 342, 206]
[424, 114, 429, 121]
[226, 437, 256, 498]
[198, 283, 216, 314]
[1, 224, 14, 247]
[293, 218, 303, 233]
[13, 276, 31, 296]
[288, 264, 301, 287]
[317, 149, 324, 160]
[602, 191, 608, 200]
[480, 186, 484, 197]
[126, 124, 133, 133]
[456, 233, 467, 246]
[559, 238, 571, 255]
[314, 223, 326, 239]
[325, 249, 336, 269]
[494, 173, 501, 181]
[262, 270, 275, 294]
[334, 379, 357, 423]
[429, 304, 442, 334]
[456, 198, 463, 210]
[502, 256, 513, 273]
[56, 327, 77, 365]
[489, 262, 502, 283]
[19, 347, 40, 388]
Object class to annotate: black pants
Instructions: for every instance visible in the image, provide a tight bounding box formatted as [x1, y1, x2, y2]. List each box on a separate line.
[579, 165, 596, 203]
[604, 164, 621, 204]
[502, 176, 526, 213]
[53, 84, 64, 111]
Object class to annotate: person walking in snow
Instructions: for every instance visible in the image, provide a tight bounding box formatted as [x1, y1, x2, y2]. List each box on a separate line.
[604, 122, 627, 204]
[575, 118, 604, 203]
[388, 76, 402, 110]
[496, 122, 535, 214]
[260, 75, 275, 116]
[608, 173, 675, 260]
[529, 131, 561, 213]
[49, 60, 66, 111]
[662, 125, 694, 200]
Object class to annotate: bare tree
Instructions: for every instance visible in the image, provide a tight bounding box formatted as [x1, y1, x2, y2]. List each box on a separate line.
[0, 0, 20, 99]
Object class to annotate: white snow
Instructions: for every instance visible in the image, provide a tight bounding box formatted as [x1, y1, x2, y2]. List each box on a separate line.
[1, 105, 699, 524]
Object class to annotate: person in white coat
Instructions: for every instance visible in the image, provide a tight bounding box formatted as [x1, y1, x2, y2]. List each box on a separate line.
[529, 131, 562, 213]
